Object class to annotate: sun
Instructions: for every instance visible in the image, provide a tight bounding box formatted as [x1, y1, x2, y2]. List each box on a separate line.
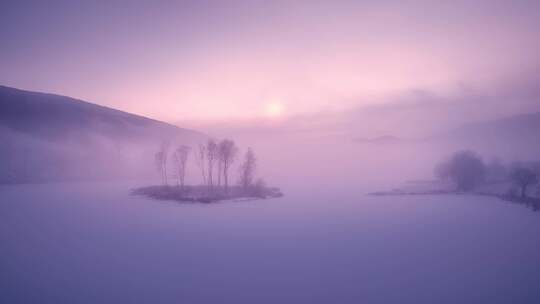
[264, 102, 285, 118]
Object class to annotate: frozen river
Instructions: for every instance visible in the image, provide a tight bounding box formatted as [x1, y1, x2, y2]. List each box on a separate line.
[1, 181, 539, 303]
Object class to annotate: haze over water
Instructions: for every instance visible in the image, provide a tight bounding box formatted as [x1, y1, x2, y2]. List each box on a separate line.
[1, 1, 540, 303]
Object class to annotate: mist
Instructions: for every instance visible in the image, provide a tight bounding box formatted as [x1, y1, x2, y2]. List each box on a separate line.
[187, 70, 540, 195]
[2, 1, 540, 303]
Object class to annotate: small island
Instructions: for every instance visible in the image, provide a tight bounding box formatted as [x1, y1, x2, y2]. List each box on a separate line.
[132, 185, 283, 203]
[370, 150, 540, 211]
[132, 138, 283, 203]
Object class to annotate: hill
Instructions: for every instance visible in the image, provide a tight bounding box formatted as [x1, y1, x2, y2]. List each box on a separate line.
[0, 85, 205, 183]
[429, 111, 540, 160]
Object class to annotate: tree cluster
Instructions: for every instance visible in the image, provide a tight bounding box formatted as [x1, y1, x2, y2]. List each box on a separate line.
[154, 138, 261, 193]
[434, 150, 540, 197]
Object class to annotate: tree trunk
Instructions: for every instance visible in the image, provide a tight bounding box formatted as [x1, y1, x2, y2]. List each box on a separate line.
[224, 167, 228, 192]
[176, 169, 182, 186]
[163, 163, 168, 186]
[208, 164, 213, 188]
[217, 162, 222, 187]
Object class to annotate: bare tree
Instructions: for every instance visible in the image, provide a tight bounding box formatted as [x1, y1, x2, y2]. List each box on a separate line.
[206, 139, 218, 188]
[155, 151, 165, 185]
[239, 147, 256, 191]
[154, 142, 170, 185]
[510, 167, 538, 198]
[217, 150, 223, 187]
[172, 145, 191, 189]
[219, 139, 238, 192]
[195, 143, 207, 185]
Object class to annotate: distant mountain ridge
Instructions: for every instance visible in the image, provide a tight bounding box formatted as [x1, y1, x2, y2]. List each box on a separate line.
[353, 135, 401, 144]
[443, 111, 540, 142]
[0, 85, 203, 143]
[0, 85, 205, 183]
[426, 111, 540, 160]
[350, 111, 540, 160]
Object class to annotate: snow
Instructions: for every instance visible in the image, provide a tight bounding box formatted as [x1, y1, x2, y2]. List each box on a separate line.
[1, 181, 540, 303]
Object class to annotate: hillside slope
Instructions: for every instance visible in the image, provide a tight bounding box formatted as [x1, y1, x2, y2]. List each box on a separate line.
[428, 111, 540, 160]
[0, 85, 205, 183]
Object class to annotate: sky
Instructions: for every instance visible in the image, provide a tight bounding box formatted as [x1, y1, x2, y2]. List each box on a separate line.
[1, 0, 539, 125]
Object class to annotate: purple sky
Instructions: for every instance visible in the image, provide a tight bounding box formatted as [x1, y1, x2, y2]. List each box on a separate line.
[1, 0, 539, 123]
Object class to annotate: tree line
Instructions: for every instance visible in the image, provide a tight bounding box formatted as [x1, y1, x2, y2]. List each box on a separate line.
[435, 150, 539, 198]
[154, 138, 259, 192]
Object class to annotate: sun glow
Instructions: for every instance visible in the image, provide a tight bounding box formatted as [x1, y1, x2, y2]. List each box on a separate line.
[264, 102, 285, 118]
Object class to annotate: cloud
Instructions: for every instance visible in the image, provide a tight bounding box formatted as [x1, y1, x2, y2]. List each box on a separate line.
[189, 69, 540, 142]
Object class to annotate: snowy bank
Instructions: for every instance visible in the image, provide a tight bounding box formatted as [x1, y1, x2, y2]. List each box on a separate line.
[132, 185, 283, 203]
